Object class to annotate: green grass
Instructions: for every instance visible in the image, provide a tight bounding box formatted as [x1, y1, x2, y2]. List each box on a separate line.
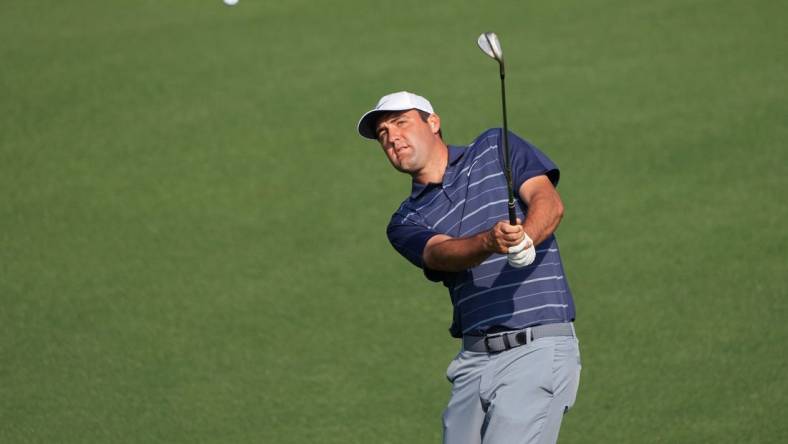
[2, 1, 786, 442]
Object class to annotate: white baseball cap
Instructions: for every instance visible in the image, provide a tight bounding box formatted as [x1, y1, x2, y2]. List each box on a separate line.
[357, 91, 435, 140]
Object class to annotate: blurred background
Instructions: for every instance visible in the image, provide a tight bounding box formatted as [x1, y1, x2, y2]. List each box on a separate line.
[1, 1, 786, 442]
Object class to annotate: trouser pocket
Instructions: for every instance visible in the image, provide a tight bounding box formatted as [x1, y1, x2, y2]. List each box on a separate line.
[552, 337, 581, 412]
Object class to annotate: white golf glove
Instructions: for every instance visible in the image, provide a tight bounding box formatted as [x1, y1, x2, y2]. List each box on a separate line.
[508, 234, 535, 268]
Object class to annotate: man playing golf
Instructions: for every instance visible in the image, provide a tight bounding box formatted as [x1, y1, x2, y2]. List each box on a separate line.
[357, 91, 581, 444]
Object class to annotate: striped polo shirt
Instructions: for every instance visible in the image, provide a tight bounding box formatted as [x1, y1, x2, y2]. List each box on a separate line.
[386, 128, 576, 338]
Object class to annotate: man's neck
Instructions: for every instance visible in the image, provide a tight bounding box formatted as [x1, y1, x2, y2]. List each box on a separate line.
[413, 141, 449, 185]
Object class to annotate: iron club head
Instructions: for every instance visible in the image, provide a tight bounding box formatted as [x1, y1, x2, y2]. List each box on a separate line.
[477, 32, 504, 63]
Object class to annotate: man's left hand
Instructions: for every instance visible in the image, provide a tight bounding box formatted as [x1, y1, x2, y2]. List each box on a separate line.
[508, 233, 535, 268]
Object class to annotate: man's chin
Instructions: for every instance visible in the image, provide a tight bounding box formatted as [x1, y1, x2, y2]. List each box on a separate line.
[395, 163, 416, 174]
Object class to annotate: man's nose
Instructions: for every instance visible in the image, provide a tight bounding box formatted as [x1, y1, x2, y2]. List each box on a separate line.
[388, 126, 402, 141]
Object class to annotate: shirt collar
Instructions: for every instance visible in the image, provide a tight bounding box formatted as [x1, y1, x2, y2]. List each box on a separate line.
[447, 144, 465, 166]
[409, 181, 435, 200]
[409, 145, 466, 200]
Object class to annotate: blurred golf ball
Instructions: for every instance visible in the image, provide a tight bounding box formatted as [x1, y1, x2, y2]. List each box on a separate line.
[223, 0, 238, 5]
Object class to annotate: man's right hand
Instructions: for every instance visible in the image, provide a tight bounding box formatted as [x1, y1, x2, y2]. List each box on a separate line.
[485, 219, 529, 254]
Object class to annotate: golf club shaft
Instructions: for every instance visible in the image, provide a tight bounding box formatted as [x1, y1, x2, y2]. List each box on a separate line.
[499, 68, 517, 225]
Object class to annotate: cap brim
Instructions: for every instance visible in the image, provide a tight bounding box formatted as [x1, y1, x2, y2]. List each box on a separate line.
[357, 110, 389, 140]
[357, 106, 425, 140]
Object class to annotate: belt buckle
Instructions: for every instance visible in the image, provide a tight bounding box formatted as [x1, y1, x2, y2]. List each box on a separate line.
[484, 332, 512, 352]
[515, 327, 533, 345]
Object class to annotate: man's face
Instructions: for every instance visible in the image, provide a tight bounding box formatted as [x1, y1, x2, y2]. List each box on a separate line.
[375, 109, 439, 175]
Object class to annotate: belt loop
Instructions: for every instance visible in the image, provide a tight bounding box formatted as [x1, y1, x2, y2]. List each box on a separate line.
[525, 327, 533, 344]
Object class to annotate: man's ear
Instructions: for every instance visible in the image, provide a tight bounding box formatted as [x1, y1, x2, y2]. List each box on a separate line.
[428, 113, 441, 135]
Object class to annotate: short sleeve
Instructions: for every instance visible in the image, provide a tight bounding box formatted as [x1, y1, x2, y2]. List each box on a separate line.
[507, 131, 560, 190]
[386, 214, 444, 282]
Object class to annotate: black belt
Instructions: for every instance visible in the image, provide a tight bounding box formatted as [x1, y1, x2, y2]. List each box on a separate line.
[463, 322, 575, 353]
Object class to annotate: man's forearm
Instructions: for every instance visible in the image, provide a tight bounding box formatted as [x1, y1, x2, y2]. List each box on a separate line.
[521, 193, 564, 246]
[423, 220, 527, 272]
[518, 176, 565, 246]
[423, 232, 493, 272]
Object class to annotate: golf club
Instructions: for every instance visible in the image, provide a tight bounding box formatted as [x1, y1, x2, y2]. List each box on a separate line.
[477, 32, 517, 225]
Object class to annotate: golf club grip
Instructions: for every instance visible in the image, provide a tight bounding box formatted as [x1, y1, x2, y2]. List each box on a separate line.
[508, 201, 517, 225]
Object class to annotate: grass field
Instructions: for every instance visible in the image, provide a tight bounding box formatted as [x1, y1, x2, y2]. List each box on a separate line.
[2, 1, 786, 443]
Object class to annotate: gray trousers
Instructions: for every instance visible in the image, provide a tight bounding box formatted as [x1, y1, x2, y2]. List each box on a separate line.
[442, 336, 581, 444]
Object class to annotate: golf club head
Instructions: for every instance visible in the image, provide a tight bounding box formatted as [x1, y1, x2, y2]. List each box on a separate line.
[477, 32, 504, 63]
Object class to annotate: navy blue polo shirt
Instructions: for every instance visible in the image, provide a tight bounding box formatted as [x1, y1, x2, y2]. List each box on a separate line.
[386, 129, 576, 338]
